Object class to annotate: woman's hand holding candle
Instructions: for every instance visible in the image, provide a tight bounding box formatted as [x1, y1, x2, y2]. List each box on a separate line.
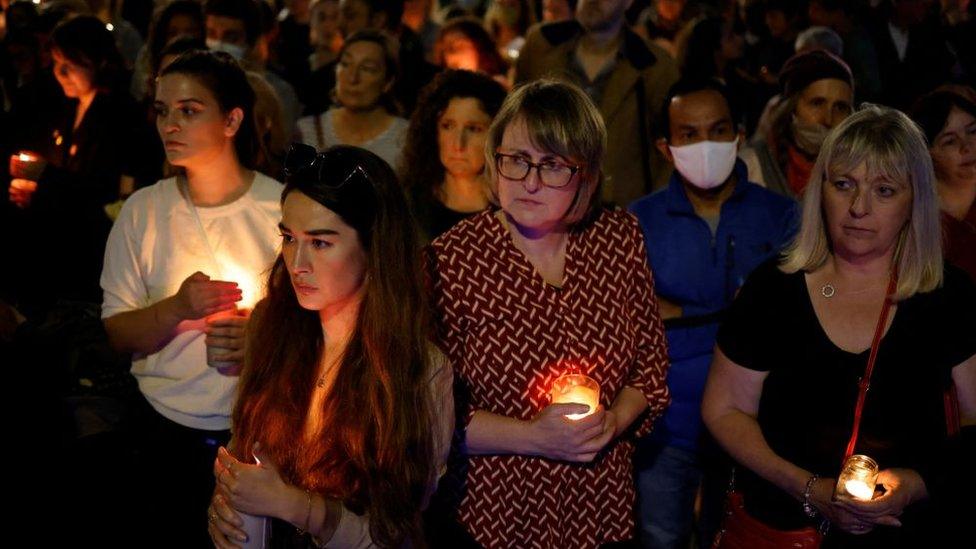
[9, 179, 38, 208]
[526, 403, 616, 462]
[173, 271, 242, 320]
[801, 477, 881, 535]
[209, 490, 247, 549]
[206, 312, 249, 364]
[833, 468, 927, 529]
[8, 152, 47, 209]
[215, 445, 301, 521]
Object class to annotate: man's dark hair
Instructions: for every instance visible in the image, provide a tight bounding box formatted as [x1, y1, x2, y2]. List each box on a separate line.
[362, 0, 404, 32]
[203, 0, 262, 46]
[656, 78, 742, 140]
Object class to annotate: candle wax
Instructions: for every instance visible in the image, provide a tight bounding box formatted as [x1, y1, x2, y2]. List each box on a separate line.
[844, 479, 874, 501]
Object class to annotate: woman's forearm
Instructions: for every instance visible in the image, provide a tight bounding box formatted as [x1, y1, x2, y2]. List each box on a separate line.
[708, 409, 812, 500]
[464, 410, 535, 456]
[103, 295, 185, 354]
[609, 386, 649, 438]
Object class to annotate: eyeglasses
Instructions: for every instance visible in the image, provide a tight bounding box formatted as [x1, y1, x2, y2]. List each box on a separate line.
[283, 143, 369, 188]
[494, 153, 579, 189]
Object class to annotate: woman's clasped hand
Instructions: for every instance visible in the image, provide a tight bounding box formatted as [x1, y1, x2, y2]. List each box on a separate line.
[527, 403, 617, 462]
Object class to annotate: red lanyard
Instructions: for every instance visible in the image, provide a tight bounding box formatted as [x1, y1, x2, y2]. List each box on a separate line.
[843, 273, 898, 461]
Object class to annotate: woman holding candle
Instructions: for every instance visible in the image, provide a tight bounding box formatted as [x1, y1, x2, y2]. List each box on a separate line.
[206, 144, 453, 548]
[99, 50, 282, 545]
[7, 15, 158, 317]
[399, 69, 507, 242]
[702, 105, 976, 546]
[426, 80, 671, 547]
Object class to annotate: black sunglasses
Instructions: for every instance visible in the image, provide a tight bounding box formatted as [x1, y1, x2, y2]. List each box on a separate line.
[283, 143, 370, 189]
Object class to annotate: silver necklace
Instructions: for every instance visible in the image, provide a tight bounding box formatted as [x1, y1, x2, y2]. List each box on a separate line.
[820, 283, 882, 299]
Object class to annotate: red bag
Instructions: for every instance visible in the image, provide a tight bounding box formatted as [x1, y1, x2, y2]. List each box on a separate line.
[712, 491, 823, 549]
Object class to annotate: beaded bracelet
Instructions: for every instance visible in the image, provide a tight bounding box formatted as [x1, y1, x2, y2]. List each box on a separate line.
[802, 474, 820, 519]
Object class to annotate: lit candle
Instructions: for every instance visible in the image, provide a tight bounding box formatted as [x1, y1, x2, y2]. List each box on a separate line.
[835, 454, 879, 501]
[206, 261, 263, 374]
[843, 479, 875, 500]
[220, 261, 262, 310]
[550, 373, 600, 420]
[9, 151, 46, 181]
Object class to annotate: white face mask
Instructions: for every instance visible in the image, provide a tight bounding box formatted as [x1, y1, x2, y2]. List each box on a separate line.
[668, 137, 739, 190]
[206, 38, 247, 61]
[791, 116, 831, 156]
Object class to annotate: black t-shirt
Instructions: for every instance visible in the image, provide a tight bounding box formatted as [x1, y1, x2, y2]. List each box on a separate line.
[716, 260, 976, 543]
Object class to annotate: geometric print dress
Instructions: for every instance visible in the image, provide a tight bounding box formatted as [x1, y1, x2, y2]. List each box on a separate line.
[426, 208, 671, 548]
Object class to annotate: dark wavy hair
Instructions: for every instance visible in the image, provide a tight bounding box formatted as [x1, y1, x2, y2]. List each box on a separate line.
[234, 146, 436, 548]
[911, 89, 976, 145]
[159, 49, 261, 169]
[399, 69, 506, 194]
[50, 15, 127, 93]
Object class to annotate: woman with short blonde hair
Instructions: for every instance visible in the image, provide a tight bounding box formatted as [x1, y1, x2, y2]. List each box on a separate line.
[426, 79, 670, 547]
[482, 79, 606, 227]
[781, 104, 943, 300]
[702, 104, 976, 546]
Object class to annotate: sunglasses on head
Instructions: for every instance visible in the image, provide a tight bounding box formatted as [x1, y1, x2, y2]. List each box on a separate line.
[283, 143, 370, 189]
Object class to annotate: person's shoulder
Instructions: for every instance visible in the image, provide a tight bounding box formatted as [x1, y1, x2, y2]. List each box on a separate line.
[389, 116, 409, 134]
[248, 173, 285, 207]
[933, 262, 976, 302]
[531, 19, 583, 47]
[128, 177, 177, 207]
[116, 177, 177, 224]
[741, 180, 796, 210]
[586, 207, 645, 246]
[744, 257, 793, 289]
[628, 187, 669, 217]
[425, 343, 453, 385]
[251, 171, 285, 194]
[429, 210, 495, 253]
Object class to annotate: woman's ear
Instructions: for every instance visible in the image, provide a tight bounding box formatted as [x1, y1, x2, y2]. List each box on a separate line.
[225, 107, 245, 137]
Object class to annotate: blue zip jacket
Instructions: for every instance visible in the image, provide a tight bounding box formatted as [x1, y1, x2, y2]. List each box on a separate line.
[628, 159, 798, 450]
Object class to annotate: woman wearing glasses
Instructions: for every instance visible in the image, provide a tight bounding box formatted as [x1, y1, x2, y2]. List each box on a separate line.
[208, 145, 454, 548]
[426, 80, 671, 547]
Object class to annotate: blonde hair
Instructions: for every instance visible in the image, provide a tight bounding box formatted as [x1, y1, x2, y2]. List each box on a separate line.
[781, 104, 943, 300]
[483, 79, 606, 228]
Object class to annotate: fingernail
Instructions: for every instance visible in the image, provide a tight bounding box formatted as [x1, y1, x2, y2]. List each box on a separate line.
[237, 534, 248, 542]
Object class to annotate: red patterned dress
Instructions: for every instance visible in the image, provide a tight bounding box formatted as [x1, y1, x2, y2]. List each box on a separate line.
[426, 208, 671, 548]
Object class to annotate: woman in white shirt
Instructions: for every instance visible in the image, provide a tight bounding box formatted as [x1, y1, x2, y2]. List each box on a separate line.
[295, 30, 408, 169]
[99, 50, 283, 545]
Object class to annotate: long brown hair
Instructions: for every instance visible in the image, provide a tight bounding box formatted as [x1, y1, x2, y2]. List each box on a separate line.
[233, 145, 435, 547]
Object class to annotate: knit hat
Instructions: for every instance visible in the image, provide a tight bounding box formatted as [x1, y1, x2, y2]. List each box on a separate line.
[779, 49, 853, 98]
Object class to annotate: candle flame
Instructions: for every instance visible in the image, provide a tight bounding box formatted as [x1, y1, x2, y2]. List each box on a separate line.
[18, 153, 34, 162]
[221, 262, 262, 309]
[844, 479, 874, 501]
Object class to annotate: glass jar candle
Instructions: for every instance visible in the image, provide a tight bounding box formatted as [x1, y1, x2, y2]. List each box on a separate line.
[550, 373, 600, 420]
[835, 454, 879, 501]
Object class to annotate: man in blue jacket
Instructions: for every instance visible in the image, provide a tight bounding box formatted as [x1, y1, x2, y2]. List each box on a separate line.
[629, 78, 798, 549]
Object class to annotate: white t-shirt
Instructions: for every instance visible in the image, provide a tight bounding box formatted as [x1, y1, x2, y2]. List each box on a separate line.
[295, 108, 408, 170]
[100, 173, 283, 430]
